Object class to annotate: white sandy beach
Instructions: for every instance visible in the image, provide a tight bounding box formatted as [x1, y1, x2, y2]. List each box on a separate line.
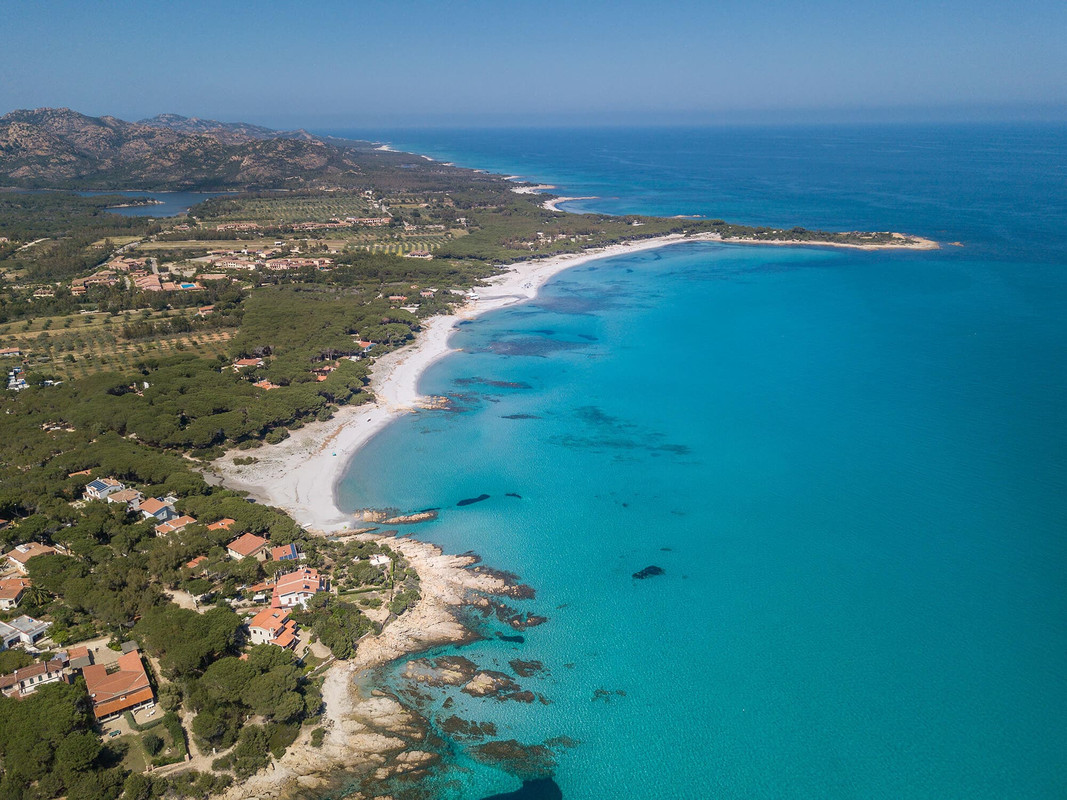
[213, 233, 706, 532]
[541, 195, 598, 212]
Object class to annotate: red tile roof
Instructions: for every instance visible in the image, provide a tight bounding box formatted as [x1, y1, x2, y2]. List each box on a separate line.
[248, 607, 290, 635]
[227, 532, 268, 558]
[154, 515, 197, 535]
[82, 650, 153, 719]
[206, 518, 235, 531]
[139, 498, 173, 516]
[0, 578, 30, 602]
[6, 542, 57, 567]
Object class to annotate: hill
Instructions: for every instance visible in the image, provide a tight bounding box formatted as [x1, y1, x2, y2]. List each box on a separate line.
[0, 108, 395, 191]
[138, 113, 319, 145]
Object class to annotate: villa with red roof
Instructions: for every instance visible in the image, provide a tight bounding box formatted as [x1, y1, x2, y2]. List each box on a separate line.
[139, 498, 178, 523]
[6, 543, 58, 574]
[227, 533, 269, 561]
[154, 515, 197, 536]
[271, 544, 300, 562]
[247, 608, 299, 649]
[82, 650, 154, 721]
[206, 518, 235, 531]
[272, 568, 328, 609]
[0, 657, 69, 698]
[0, 578, 30, 610]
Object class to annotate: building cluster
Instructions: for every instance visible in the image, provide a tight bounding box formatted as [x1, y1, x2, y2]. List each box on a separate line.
[201, 248, 333, 273]
[0, 643, 155, 722]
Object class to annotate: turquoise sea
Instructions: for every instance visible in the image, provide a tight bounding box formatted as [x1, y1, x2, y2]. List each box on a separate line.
[327, 126, 1067, 799]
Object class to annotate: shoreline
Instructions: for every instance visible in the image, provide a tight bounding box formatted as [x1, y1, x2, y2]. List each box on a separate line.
[212, 232, 712, 531]
[211, 228, 936, 532]
[207, 205, 938, 798]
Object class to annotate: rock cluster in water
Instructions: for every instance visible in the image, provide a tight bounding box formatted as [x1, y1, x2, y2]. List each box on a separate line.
[632, 565, 665, 579]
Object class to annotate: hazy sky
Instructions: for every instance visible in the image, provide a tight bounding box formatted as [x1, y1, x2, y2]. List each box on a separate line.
[2, 0, 1065, 127]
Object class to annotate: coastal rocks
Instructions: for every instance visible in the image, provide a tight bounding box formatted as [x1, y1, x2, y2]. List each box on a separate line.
[371, 749, 438, 782]
[507, 612, 549, 630]
[357, 509, 397, 523]
[383, 509, 439, 524]
[473, 567, 536, 599]
[632, 565, 665, 579]
[469, 740, 556, 781]
[462, 670, 521, 698]
[457, 493, 491, 506]
[509, 659, 546, 678]
[440, 715, 498, 740]
[402, 656, 478, 687]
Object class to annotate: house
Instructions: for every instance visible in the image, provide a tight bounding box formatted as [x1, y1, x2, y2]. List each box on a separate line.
[271, 544, 299, 562]
[186, 555, 208, 570]
[232, 358, 264, 370]
[369, 554, 392, 569]
[154, 515, 197, 536]
[106, 488, 144, 510]
[82, 650, 154, 721]
[272, 568, 328, 609]
[227, 533, 269, 561]
[0, 578, 31, 610]
[197, 305, 215, 316]
[6, 543, 58, 574]
[247, 608, 298, 649]
[139, 498, 177, 523]
[0, 347, 21, 358]
[0, 616, 52, 649]
[83, 477, 125, 501]
[206, 518, 236, 531]
[134, 274, 163, 292]
[253, 379, 280, 390]
[0, 657, 69, 698]
[66, 645, 94, 670]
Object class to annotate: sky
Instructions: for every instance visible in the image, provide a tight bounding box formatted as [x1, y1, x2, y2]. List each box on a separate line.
[2, 0, 1065, 128]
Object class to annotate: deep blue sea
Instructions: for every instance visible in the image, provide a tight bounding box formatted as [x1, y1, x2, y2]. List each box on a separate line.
[327, 126, 1067, 799]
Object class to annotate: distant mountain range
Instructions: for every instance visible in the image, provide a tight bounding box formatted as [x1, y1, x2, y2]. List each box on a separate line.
[138, 113, 324, 145]
[0, 108, 381, 191]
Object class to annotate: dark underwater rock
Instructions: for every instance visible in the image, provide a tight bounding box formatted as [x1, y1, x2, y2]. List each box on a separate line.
[470, 740, 556, 780]
[509, 660, 546, 678]
[480, 778, 563, 800]
[632, 565, 665, 580]
[458, 494, 491, 506]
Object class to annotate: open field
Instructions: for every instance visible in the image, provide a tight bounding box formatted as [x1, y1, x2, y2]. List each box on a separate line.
[2, 326, 234, 381]
[136, 239, 282, 251]
[201, 194, 381, 223]
[0, 308, 183, 336]
[90, 235, 143, 247]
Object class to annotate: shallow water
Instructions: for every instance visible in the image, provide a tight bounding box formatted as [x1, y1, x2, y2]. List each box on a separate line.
[333, 125, 1067, 798]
